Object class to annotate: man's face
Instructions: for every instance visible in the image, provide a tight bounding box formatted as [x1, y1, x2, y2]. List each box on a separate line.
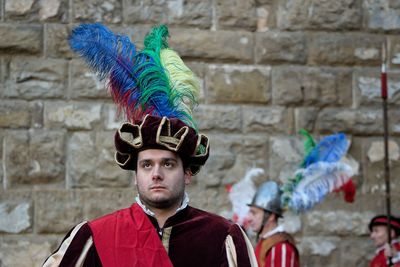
[370, 225, 389, 247]
[135, 149, 191, 210]
[247, 206, 265, 233]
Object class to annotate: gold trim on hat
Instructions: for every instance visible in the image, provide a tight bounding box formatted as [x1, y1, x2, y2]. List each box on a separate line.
[156, 116, 189, 151]
[193, 134, 210, 157]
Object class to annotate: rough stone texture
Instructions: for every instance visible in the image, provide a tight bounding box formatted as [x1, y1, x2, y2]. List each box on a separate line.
[4, 129, 65, 188]
[5, 0, 68, 22]
[277, 0, 362, 30]
[67, 131, 130, 188]
[70, 59, 109, 99]
[206, 64, 271, 104]
[272, 66, 352, 106]
[353, 69, 400, 107]
[44, 102, 102, 130]
[197, 134, 269, 187]
[195, 105, 242, 132]
[45, 24, 74, 58]
[35, 190, 84, 233]
[363, 138, 400, 195]
[304, 211, 374, 236]
[243, 106, 292, 134]
[4, 58, 67, 99]
[390, 36, 400, 67]
[0, 238, 53, 267]
[315, 108, 400, 135]
[216, 0, 257, 30]
[0, 24, 42, 55]
[1, 1, 400, 266]
[269, 136, 304, 181]
[123, 0, 212, 28]
[363, 0, 400, 31]
[73, 0, 122, 24]
[309, 33, 383, 66]
[0, 201, 31, 233]
[255, 31, 307, 64]
[0, 100, 31, 128]
[169, 28, 254, 62]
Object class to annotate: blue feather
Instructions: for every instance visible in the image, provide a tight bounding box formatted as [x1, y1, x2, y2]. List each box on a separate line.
[303, 133, 349, 167]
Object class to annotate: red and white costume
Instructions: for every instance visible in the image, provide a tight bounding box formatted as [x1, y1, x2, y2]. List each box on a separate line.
[255, 225, 299, 267]
[370, 240, 400, 267]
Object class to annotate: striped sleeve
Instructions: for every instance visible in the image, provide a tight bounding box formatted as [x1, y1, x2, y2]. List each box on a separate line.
[265, 241, 299, 267]
[42, 221, 101, 267]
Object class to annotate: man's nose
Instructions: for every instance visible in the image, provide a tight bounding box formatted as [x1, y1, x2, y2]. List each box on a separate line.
[152, 165, 163, 180]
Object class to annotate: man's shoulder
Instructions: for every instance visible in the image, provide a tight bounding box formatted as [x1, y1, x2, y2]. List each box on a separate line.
[89, 205, 135, 226]
[186, 206, 235, 229]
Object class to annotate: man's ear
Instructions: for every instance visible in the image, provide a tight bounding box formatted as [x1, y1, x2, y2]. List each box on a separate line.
[184, 169, 192, 185]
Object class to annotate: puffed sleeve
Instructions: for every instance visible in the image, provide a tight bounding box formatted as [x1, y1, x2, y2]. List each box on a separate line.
[42, 221, 102, 267]
[225, 224, 258, 267]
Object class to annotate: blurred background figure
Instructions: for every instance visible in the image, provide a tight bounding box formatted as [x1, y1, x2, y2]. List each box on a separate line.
[369, 215, 400, 267]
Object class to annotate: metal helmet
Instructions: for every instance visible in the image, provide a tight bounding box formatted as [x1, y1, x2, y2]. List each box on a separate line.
[249, 181, 283, 216]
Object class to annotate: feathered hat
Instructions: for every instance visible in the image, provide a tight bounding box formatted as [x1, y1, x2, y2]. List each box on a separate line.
[280, 130, 356, 213]
[69, 23, 209, 175]
[228, 130, 356, 225]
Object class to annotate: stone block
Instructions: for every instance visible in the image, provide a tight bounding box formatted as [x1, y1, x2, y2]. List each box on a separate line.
[123, 0, 212, 28]
[67, 131, 131, 188]
[4, 58, 67, 99]
[216, 0, 257, 30]
[304, 211, 374, 236]
[269, 136, 304, 182]
[5, 0, 68, 22]
[0, 100, 31, 128]
[338, 238, 373, 267]
[0, 201, 32, 233]
[362, 137, 400, 195]
[363, 0, 400, 31]
[242, 106, 292, 134]
[309, 33, 383, 66]
[196, 134, 269, 188]
[315, 108, 400, 135]
[103, 103, 125, 130]
[0, 24, 42, 54]
[70, 59, 109, 99]
[46, 24, 74, 58]
[44, 101, 102, 130]
[30, 101, 44, 128]
[73, 0, 122, 24]
[353, 69, 400, 107]
[294, 107, 319, 132]
[194, 105, 242, 132]
[4, 129, 65, 188]
[169, 28, 254, 62]
[390, 36, 400, 68]
[276, 0, 361, 30]
[272, 66, 352, 106]
[0, 238, 53, 267]
[80, 188, 136, 220]
[255, 31, 307, 64]
[35, 190, 84, 233]
[206, 64, 271, 104]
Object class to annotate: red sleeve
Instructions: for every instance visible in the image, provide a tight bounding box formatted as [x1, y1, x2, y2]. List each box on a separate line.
[264, 241, 299, 267]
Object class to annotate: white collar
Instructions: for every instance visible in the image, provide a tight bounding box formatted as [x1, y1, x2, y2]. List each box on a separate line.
[261, 224, 285, 239]
[135, 192, 190, 217]
[375, 239, 400, 254]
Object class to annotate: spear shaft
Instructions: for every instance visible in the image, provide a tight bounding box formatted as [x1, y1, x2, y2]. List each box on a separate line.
[381, 42, 393, 266]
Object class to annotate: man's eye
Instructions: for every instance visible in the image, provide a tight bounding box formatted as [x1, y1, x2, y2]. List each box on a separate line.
[164, 162, 174, 168]
[142, 162, 151, 168]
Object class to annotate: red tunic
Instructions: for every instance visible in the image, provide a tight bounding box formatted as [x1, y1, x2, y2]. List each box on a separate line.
[370, 242, 400, 267]
[255, 232, 299, 267]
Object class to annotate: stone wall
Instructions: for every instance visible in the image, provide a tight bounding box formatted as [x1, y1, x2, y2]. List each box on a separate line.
[0, 0, 400, 266]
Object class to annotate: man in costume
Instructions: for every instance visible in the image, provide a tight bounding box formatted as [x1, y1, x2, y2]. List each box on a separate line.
[369, 215, 400, 267]
[247, 181, 299, 267]
[42, 23, 257, 267]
